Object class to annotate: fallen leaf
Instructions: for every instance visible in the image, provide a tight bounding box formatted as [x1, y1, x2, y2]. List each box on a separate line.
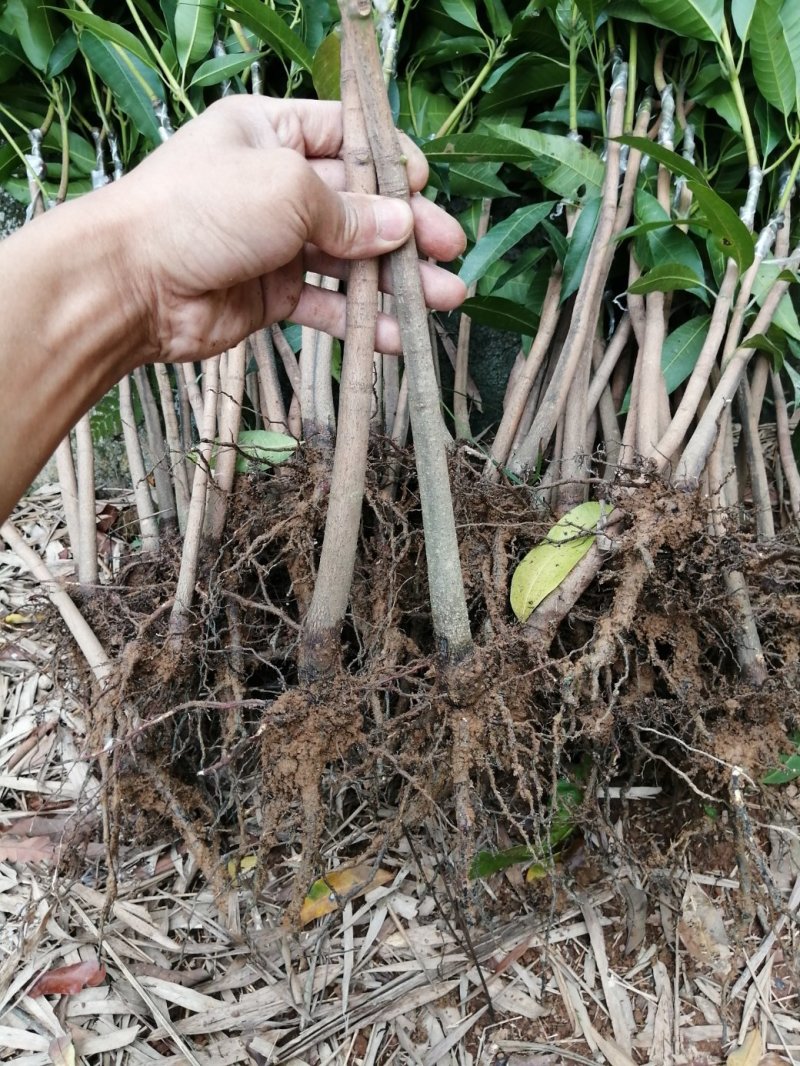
[3, 612, 38, 625]
[0, 835, 56, 864]
[299, 864, 393, 926]
[757, 1056, 791, 1066]
[726, 1028, 762, 1066]
[678, 879, 732, 979]
[29, 958, 106, 997]
[48, 1035, 76, 1066]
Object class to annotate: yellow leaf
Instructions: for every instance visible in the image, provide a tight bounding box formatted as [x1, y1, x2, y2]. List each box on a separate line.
[727, 1029, 762, 1066]
[48, 1036, 76, 1066]
[510, 501, 603, 622]
[299, 864, 393, 926]
[227, 853, 259, 883]
[3, 612, 36, 625]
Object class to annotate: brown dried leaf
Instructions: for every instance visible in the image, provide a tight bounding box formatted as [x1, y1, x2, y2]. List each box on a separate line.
[29, 958, 106, 997]
[0, 834, 55, 864]
[758, 1057, 791, 1066]
[678, 880, 732, 979]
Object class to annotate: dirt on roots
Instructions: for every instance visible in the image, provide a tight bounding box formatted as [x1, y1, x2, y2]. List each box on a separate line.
[63, 448, 800, 931]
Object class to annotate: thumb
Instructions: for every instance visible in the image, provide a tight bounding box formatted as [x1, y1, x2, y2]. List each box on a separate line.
[308, 185, 415, 260]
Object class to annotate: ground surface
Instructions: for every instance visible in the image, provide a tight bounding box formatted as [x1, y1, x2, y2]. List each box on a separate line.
[2, 471, 800, 1066]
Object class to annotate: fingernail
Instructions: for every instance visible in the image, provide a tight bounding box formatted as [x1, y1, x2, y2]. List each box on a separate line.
[375, 199, 413, 242]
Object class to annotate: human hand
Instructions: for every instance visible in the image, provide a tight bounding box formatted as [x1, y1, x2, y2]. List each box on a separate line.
[110, 96, 466, 363]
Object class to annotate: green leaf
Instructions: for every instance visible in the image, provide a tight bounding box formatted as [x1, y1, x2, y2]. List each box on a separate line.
[731, 0, 756, 41]
[469, 779, 582, 879]
[763, 753, 800, 785]
[615, 135, 707, 183]
[662, 315, 711, 394]
[441, 0, 484, 34]
[459, 295, 541, 334]
[780, 0, 800, 115]
[561, 194, 601, 303]
[510, 501, 603, 622]
[423, 133, 537, 164]
[575, 0, 608, 29]
[232, 429, 297, 471]
[175, 0, 217, 70]
[479, 55, 568, 113]
[449, 161, 515, 199]
[311, 29, 340, 101]
[484, 0, 511, 36]
[490, 122, 604, 199]
[79, 31, 164, 144]
[224, 0, 312, 70]
[620, 315, 710, 413]
[752, 263, 800, 341]
[628, 262, 706, 295]
[459, 201, 553, 286]
[4, 0, 56, 70]
[637, 0, 723, 41]
[46, 27, 77, 77]
[749, 0, 797, 117]
[469, 844, 536, 879]
[188, 50, 261, 87]
[61, 10, 155, 69]
[633, 189, 709, 299]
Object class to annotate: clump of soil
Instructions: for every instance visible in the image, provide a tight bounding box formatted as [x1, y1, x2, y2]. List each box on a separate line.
[69, 450, 800, 920]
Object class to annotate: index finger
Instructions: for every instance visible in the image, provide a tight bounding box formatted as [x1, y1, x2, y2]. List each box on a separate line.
[196, 96, 430, 193]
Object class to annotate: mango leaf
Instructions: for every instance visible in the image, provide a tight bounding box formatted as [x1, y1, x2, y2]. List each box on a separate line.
[4, 0, 56, 70]
[740, 330, 785, 367]
[620, 315, 710, 413]
[224, 0, 312, 70]
[688, 181, 754, 272]
[460, 201, 553, 286]
[61, 10, 155, 69]
[752, 263, 800, 341]
[311, 30, 340, 101]
[440, 0, 484, 35]
[662, 315, 711, 394]
[485, 0, 511, 37]
[510, 501, 603, 622]
[46, 28, 78, 77]
[628, 262, 706, 296]
[423, 133, 536, 164]
[615, 135, 707, 184]
[449, 161, 515, 198]
[490, 122, 604, 198]
[189, 51, 262, 87]
[79, 32, 164, 144]
[232, 429, 297, 472]
[780, 0, 800, 115]
[459, 295, 540, 334]
[561, 194, 601, 302]
[763, 731, 800, 785]
[470, 780, 583, 879]
[636, 0, 723, 41]
[731, 0, 756, 41]
[489, 250, 548, 303]
[750, 0, 797, 117]
[478, 55, 568, 113]
[175, 0, 217, 70]
[299, 865, 393, 925]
